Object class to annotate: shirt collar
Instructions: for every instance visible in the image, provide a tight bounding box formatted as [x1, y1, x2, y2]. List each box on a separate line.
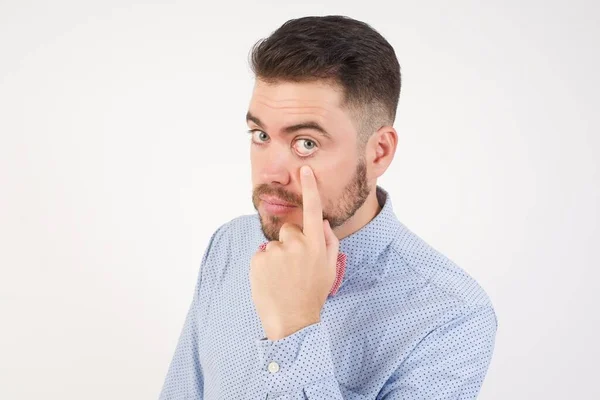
[337, 185, 401, 284]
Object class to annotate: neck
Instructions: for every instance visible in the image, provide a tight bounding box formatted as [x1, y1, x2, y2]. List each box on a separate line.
[332, 187, 382, 240]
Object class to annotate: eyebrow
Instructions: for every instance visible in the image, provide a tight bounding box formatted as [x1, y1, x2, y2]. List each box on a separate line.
[246, 111, 333, 141]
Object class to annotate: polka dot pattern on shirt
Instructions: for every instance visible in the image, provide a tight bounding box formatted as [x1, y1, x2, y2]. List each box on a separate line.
[159, 186, 498, 399]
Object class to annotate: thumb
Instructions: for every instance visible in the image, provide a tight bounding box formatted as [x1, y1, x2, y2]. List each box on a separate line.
[322, 219, 339, 267]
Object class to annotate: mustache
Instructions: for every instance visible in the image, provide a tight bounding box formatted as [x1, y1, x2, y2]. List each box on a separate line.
[253, 184, 303, 206]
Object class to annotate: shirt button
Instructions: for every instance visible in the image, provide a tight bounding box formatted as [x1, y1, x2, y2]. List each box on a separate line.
[267, 361, 280, 373]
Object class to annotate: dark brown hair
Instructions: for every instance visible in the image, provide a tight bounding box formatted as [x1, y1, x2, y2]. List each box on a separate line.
[249, 15, 401, 144]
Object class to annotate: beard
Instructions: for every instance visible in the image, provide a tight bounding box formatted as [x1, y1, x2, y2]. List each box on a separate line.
[252, 158, 371, 241]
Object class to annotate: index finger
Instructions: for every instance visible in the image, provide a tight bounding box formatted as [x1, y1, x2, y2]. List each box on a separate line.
[300, 165, 324, 242]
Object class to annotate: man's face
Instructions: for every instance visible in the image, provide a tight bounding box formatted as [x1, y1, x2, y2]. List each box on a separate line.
[248, 79, 371, 241]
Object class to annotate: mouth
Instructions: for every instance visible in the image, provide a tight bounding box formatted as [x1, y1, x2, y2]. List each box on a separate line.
[259, 196, 297, 207]
[259, 196, 298, 215]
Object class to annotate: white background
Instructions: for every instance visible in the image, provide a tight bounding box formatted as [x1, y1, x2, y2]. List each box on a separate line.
[1, 1, 598, 399]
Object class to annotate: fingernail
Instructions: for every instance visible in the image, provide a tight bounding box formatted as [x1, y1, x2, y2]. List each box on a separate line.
[301, 165, 311, 176]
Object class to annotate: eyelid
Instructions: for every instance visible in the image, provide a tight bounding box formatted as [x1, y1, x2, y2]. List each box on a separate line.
[247, 128, 265, 135]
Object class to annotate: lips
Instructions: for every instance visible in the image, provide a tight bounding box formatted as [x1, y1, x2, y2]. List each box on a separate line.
[260, 195, 297, 207]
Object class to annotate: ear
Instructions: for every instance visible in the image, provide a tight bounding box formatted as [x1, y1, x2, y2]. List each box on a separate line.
[366, 126, 398, 179]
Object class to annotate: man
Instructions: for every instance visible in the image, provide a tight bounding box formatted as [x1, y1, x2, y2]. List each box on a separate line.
[160, 15, 497, 399]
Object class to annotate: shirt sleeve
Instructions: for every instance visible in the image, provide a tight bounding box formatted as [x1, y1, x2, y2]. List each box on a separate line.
[378, 305, 498, 400]
[255, 321, 345, 399]
[158, 225, 226, 400]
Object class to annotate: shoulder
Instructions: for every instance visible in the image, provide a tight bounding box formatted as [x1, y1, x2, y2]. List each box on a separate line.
[390, 222, 496, 317]
[201, 213, 263, 259]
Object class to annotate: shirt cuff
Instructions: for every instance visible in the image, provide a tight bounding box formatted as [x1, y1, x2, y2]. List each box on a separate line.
[255, 321, 336, 395]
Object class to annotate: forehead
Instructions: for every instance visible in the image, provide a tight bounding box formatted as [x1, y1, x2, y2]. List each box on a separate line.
[248, 79, 350, 125]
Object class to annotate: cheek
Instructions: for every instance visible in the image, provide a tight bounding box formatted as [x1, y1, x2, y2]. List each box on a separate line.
[314, 156, 348, 183]
[249, 148, 261, 180]
[312, 165, 338, 197]
[316, 158, 355, 197]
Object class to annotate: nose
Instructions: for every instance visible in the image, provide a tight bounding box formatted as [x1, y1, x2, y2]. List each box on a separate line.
[258, 146, 292, 186]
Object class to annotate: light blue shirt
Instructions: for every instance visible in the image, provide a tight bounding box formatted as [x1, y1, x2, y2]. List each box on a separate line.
[159, 186, 498, 399]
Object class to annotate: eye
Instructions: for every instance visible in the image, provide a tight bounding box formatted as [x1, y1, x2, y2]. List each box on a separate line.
[293, 138, 318, 157]
[247, 129, 269, 144]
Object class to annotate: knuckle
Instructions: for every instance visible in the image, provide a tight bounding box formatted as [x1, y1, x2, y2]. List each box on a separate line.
[265, 241, 278, 251]
[279, 222, 293, 232]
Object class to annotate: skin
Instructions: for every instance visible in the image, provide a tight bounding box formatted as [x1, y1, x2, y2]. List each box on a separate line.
[247, 78, 398, 340]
